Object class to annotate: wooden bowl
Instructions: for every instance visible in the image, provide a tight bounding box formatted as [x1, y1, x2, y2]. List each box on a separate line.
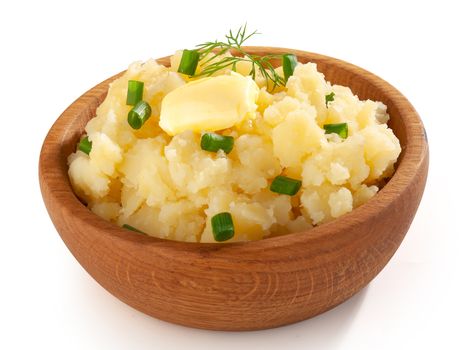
[39, 47, 428, 331]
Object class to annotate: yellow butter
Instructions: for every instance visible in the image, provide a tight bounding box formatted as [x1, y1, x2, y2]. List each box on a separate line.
[159, 74, 259, 135]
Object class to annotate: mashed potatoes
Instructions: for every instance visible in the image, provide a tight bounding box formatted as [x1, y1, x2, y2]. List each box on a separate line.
[68, 51, 401, 242]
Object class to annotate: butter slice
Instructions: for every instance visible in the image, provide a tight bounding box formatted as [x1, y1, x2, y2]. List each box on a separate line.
[159, 74, 259, 136]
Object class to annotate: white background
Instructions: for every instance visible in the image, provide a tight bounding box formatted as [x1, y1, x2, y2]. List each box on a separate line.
[1, 0, 462, 349]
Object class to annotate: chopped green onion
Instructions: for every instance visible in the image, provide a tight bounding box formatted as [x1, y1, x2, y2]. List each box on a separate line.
[325, 92, 335, 107]
[78, 136, 92, 155]
[323, 123, 348, 139]
[201, 133, 234, 154]
[270, 175, 302, 196]
[282, 54, 298, 82]
[178, 49, 200, 76]
[126, 80, 144, 106]
[122, 224, 146, 235]
[127, 101, 152, 129]
[211, 212, 235, 242]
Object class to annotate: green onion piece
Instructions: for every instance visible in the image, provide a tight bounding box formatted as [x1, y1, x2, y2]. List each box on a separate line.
[122, 224, 146, 235]
[127, 101, 152, 129]
[270, 175, 302, 196]
[126, 80, 144, 106]
[178, 49, 200, 76]
[325, 92, 335, 107]
[323, 123, 348, 139]
[201, 133, 234, 154]
[78, 136, 92, 155]
[282, 54, 298, 82]
[211, 212, 235, 242]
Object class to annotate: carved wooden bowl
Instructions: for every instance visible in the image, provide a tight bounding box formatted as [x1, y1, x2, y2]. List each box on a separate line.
[39, 47, 428, 331]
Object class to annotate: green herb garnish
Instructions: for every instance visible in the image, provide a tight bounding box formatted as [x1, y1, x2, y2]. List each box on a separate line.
[78, 136, 92, 155]
[282, 54, 298, 82]
[126, 80, 144, 106]
[211, 212, 235, 242]
[178, 49, 200, 76]
[270, 175, 302, 196]
[201, 132, 234, 154]
[325, 92, 335, 107]
[127, 101, 152, 129]
[324, 123, 348, 139]
[122, 224, 146, 235]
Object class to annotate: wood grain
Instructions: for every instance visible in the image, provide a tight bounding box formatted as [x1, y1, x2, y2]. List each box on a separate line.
[39, 47, 429, 331]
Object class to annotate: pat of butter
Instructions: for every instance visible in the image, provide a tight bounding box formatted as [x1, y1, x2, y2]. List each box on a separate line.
[159, 74, 259, 136]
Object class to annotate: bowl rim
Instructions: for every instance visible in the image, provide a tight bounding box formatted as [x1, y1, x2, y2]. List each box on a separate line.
[39, 46, 428, 254]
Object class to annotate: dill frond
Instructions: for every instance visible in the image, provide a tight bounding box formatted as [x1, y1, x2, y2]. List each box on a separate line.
[191, 25, 286, 90]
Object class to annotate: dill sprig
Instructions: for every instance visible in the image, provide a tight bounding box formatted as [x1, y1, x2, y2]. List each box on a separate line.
[192, 25, 286, 89]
